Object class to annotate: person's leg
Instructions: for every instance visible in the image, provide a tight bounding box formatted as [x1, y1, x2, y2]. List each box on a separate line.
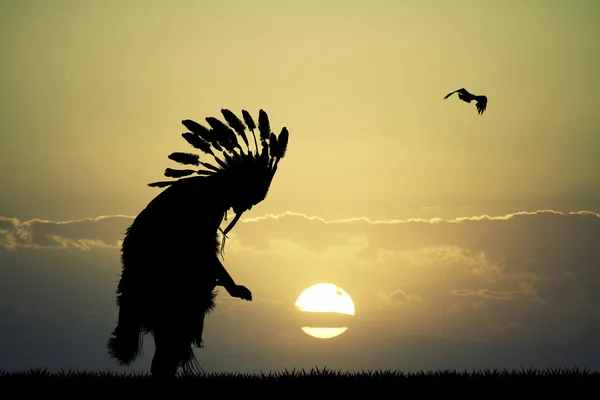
[150, 327, 184, 380]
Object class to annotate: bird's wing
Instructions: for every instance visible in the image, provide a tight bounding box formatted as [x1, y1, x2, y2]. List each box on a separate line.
[475, 96, 487, 115]
[443, 89, 459, 99]
[444, 88, 470, 99]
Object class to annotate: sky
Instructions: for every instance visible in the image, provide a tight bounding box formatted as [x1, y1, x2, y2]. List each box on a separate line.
[1, 0, 599, 374]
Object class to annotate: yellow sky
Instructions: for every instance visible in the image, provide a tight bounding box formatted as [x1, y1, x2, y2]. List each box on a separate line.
[1, 0, 598, 222]
[1, 0, 600, 373]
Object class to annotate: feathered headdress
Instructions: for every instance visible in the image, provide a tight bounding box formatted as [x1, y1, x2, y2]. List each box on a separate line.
[148, 109, 289, 246]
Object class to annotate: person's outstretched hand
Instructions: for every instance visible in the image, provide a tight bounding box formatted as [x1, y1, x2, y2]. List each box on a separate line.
[227, 285, 252, 301]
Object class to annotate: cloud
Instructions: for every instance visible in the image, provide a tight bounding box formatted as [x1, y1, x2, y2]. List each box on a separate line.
[450, 289, 541, 303]
[0, 215, 134, 250]
[230, 209, 600, 342]
[1, 208, 599, 372]
[238, 209, 599, 225]
[377, 288, 423, 305]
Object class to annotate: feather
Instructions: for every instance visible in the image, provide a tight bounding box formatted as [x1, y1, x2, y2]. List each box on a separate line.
[200, 161, 221, 172]
[195, 170, 215, 176]
[258, 109, 271, 143]
[259, 142, 269, 162]
[164, 168, 196, 178]
[207, 136, 223, 152]
[238, 151, 253, 166]
[181, 119, 212, 139]
[277, 127, 289, 158]
[147, 181, 175, 188]
[182, 120, 223, 152]
[212, 155, 228, 169]
[168, 152, 200, 166]
[242, 109, 258, 152]
[222, 151, 234, 166]
[181, 132, 215, 156]
[241, 110, 256, 131]
[268, 132, 279, 159]
[221, 109, 250, 150]
[227, 129, 240, 151]
[205, 117, 238, 152]
[231, 149, 243, 163]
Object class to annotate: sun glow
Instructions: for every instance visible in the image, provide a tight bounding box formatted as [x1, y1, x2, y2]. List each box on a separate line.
[301, 327, 348, 339]
[295, 283, 355, 315]
[295, 283, 355, 339]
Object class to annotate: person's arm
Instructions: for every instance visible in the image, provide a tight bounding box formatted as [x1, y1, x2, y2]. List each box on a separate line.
[213, 257, 252, 301]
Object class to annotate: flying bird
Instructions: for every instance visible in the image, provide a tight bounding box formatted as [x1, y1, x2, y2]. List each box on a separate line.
[443, 88, 487, 115]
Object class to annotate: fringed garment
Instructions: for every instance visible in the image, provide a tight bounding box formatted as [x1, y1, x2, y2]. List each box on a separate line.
[108, 176, 228, 374]
[107, 108, 290, 377]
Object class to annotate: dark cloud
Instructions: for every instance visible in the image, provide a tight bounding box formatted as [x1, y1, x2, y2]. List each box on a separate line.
[450, 289, 540, 303]
[0, 215, 132, 250]
[0, 209, 599, 373]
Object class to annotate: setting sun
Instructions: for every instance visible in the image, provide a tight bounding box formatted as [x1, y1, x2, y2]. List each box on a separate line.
[295, 283, 355, 339]
[300, 327, 348, 339]
[295, 283, 355, 316]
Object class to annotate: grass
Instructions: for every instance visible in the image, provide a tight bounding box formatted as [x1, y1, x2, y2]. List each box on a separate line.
[1, 366, 598, 386]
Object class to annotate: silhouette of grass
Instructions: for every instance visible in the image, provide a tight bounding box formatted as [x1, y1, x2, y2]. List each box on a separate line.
[1, 366, 598, 386]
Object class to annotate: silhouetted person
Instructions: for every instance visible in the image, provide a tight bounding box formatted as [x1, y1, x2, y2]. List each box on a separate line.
[443, 88, 488, 115]
[107, 109, 290, 379]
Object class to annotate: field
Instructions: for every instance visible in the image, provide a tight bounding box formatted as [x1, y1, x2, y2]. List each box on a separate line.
[1, 366, 598, 389]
